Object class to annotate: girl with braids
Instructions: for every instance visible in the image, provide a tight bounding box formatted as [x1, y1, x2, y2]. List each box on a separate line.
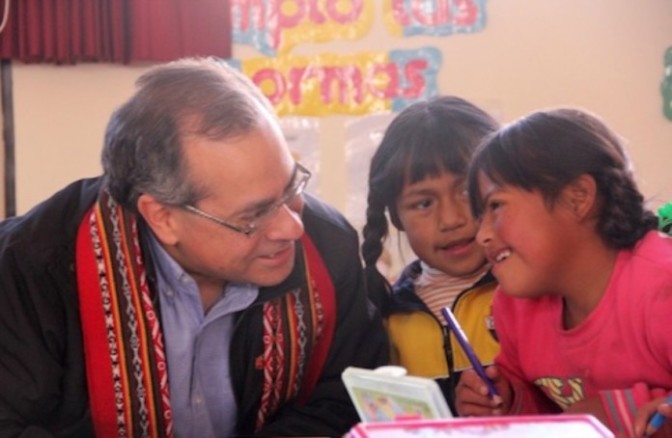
[455, 108, 672, 438]
[362, 96, 500, 412]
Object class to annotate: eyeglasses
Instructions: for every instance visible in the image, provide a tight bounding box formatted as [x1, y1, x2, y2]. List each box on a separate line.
[182, 163, 311, 237]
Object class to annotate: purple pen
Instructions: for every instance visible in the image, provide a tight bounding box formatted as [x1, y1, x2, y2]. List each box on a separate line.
[441, 306, 500, 400]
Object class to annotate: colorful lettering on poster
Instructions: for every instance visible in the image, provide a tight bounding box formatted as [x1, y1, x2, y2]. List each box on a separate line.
[384, 0, 487, 37]
[226, 48, 442, 116]
[663, 46, 672, 121]
[231, 0, 374, 57]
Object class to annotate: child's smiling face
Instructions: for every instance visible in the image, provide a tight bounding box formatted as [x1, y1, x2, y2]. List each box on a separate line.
[395, 170, 486, 278]
[475, 172, 581, 299]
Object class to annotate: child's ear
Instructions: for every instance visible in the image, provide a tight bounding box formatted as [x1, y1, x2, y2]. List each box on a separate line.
[136, 194, 179, 245]
[564, 174, 598, 221]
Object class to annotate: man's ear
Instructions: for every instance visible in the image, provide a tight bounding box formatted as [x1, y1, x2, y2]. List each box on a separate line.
[563, 174, 598, 221]
[136, 194, 179, 245]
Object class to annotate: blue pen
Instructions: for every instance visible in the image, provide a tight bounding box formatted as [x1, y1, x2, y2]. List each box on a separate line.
[645, 395, 672, 437]
[441, 306, 500, 401]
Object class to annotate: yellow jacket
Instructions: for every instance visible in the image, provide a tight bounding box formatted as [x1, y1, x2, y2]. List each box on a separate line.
[386, 263, 499, 379]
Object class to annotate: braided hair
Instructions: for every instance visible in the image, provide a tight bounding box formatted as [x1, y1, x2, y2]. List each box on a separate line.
[467, 108, 658, 249]
[361, 96, 498, 312]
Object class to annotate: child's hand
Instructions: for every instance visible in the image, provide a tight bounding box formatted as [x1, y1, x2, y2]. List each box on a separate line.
[455, 366, 511, 417]
[631, 396, 672, 437]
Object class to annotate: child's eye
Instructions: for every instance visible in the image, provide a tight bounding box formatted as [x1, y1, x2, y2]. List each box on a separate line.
[411, 198, 433, 210]
[487, 200, 502, 211]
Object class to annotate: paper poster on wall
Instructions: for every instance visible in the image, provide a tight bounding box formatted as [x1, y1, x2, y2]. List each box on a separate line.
[226, 47, 442, 116]
[231, 0, 374, 57]
[384, 0, 488, 37]
[279, 117, 321, 194]
[344, 112, 395, 225]
[663, 46, 672, 121]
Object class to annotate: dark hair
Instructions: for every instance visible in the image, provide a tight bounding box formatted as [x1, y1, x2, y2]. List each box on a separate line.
[467, 108, 658, 249]
[102, 57, 275, 212]
[361, 96, 499, 272]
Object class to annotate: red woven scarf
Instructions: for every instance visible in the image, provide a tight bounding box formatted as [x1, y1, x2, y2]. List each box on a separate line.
[76, 191, 173, 438]
[75, 191, 336, 436]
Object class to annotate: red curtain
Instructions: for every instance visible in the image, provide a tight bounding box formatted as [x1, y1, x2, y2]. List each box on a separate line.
[0, 0, 231, 64]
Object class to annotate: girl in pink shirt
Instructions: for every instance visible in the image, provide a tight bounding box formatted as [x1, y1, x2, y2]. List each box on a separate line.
[455, 108, 672, 438]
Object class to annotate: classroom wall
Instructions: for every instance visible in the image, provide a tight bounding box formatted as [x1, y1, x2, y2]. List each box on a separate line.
[10, 0, 672, 223]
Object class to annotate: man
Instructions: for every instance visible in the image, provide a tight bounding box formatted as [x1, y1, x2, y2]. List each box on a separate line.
[0, 58, 388, 437]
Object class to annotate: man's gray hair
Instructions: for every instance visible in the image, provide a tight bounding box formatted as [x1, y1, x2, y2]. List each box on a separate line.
[101, 57, 276, 212]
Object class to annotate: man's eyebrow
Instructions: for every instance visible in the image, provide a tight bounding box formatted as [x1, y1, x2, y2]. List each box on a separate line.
[229, 165, 298, 216]
[229, 196, 277, 218]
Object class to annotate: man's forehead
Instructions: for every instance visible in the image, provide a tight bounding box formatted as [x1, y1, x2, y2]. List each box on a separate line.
[181, 131, 294, 202]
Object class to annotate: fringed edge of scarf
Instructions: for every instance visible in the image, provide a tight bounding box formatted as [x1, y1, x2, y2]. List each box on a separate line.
[76, 191, 173, 438]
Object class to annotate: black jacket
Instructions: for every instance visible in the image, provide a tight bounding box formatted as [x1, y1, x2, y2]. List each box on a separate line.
[0, 178, 388, 437]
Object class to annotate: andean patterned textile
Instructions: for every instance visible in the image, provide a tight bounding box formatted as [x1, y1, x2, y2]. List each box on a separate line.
[75, 190, 337, 437]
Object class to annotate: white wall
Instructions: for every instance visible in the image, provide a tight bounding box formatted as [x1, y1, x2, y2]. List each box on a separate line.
[11, 0, 672, 218]
[13, 64, 148, 212]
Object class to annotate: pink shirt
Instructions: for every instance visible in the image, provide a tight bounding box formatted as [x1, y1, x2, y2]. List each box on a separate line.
[493, 231, 672, 434]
